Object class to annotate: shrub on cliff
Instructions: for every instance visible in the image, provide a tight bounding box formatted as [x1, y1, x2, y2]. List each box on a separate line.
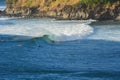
[6, 0, 17, 4]
[80, 0, 119, 4]
[5, 0, 120, 9]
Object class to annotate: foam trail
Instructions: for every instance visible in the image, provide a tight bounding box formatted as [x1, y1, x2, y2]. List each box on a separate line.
[0, 19, 93, 42]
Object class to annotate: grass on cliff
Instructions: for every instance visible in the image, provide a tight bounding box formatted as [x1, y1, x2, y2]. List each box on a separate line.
[79, 0, 120, 8]
[6, 0, 17, 4]
[80, 0, 119, 4]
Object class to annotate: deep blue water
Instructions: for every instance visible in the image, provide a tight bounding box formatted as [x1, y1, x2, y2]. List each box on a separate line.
[0, 0, 5, 5]
[0, 39, 120, 80]
[0, 18, 120, 80]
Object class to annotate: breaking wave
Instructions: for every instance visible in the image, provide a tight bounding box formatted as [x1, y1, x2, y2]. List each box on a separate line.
[0, 18, 93, 42]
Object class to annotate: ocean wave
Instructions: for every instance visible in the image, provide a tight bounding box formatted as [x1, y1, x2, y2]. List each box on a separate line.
[0, 22, 93, 42]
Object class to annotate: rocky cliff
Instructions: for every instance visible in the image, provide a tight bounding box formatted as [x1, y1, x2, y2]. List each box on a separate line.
[4, 0, 120, 20]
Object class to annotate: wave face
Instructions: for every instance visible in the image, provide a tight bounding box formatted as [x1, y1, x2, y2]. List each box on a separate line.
[0, 18, 94, 42]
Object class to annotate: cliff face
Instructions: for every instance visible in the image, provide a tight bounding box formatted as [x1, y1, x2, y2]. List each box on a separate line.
[5, 0, 120, 20]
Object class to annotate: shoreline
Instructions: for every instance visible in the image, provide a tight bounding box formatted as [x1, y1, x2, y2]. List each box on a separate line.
[0, 14, 120, 22]
[0, 14, 120, 23]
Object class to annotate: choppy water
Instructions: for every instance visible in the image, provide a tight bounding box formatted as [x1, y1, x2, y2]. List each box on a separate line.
[1, 1, 120, 79]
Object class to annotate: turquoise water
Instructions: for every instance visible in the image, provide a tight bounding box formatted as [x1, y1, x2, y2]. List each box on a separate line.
[1, 1, 120, 79]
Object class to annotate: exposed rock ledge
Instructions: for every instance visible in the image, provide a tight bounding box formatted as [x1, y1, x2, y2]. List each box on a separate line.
[3, 1, 120, 21]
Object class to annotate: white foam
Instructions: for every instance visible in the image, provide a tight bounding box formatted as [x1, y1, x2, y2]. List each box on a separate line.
[48, 24, 93, 41]
[53, 19, 96, 25]
[87, 25, 120, 42]
[0, 6, 6, 11]
[0, 17, 15, 21]
[0, 19, 93, 42]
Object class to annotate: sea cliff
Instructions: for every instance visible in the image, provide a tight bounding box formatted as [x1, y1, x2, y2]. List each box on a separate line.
[3, 0, 120, 20]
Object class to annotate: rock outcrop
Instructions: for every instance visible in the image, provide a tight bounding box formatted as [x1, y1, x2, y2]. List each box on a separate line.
[4, 0, 120, 21]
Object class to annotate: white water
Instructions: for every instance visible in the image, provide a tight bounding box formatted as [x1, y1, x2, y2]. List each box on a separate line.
[47, 24, 93, 41]
[0, 18, 94, 41]
[0, 17, 16, 21]
[88, 24, 120, 42]
[52, 19, 96, 24]
[0, 17, 120, 42]
[0, 6, 6, 11]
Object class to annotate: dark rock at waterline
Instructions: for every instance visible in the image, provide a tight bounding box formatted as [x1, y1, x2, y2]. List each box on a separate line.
[0, 10, 4, 16]
[0, 10, 7, 16]
[0, 10, 2, 15]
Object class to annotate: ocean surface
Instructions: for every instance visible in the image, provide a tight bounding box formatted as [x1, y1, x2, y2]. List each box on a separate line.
[0, 1, 120, 80]
[0, 0, 6, 11]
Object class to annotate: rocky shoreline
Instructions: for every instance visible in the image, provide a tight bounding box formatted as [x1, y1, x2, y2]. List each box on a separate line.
[1, 1, 120, 21]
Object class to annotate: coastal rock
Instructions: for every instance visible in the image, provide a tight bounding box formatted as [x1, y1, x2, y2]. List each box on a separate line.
[77, 11, 88, 20]
[98, 9, 114, 20]
[4, 1, 120, 21]
[62, 13, 69, 19]
[21, 8, 31, 16]
[115, 14, 120, 21]
[46, 11, 57, 17]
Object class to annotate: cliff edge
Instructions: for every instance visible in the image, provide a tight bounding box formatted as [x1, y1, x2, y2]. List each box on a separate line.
[4, 0, 120, 20]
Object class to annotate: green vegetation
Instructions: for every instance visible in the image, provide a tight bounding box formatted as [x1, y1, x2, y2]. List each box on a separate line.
[6, 0, 17, 4]
[80, 0, 119, 4]
[5, 0, 120, 9]
[5, 0, 120, 20]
